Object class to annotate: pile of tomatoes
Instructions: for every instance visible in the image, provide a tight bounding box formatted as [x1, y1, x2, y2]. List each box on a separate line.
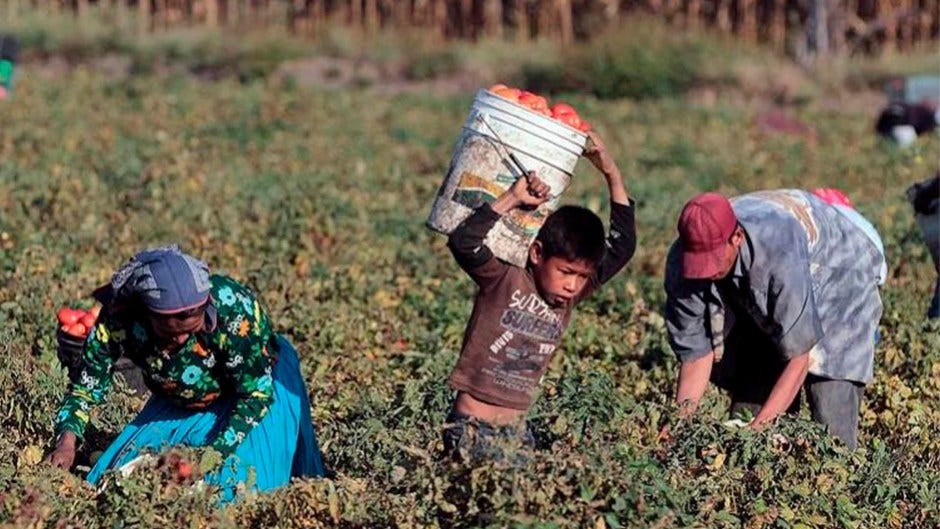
[487, 84, 591, 133]
[57, 305, 101, 339]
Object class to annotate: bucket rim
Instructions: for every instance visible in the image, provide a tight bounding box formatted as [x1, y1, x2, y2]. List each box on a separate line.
[460, 125, 578, 176]
[473, 89, 589, 144]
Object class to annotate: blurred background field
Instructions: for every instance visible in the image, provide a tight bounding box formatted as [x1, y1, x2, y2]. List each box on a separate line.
[0, 2, 939, 528]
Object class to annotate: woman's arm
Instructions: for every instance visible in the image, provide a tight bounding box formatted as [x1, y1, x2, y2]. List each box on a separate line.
[208, 280, 278, 458]
[47, 318, 120, 468]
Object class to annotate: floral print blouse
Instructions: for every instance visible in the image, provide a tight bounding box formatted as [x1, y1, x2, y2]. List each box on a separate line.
[54, 274, 279, 458]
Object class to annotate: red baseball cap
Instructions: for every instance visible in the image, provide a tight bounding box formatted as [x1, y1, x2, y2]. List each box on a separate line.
[677, 192, 738, 279]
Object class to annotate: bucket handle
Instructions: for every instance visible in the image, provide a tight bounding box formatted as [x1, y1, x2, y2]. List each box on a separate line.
[471, 111, 531, 183]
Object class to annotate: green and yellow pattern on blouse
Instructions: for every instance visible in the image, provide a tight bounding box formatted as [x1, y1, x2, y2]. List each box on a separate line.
[54, 274, 279, 457]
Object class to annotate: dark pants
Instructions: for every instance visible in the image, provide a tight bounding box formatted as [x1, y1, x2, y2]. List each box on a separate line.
[929, 278, 940, 319]
[713, 317, 865, 450]
[442, 410, 535, 462]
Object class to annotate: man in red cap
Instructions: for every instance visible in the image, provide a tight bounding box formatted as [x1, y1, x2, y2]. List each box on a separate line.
[664, 190, 886, 449]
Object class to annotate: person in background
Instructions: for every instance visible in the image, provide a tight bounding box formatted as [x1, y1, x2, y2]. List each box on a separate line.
[45, 246, 324, 502]
[664, 189, 885, 450]
[875, 101, 939, 147]
[0, 35, 19, 100]
[907, 172, 940, 319]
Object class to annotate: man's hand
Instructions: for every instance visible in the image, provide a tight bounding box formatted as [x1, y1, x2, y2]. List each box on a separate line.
[491, 171, 551, 214]
[45, 431, 77, 470]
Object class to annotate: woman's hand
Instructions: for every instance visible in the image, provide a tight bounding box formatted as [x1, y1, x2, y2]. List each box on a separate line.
[45, 431, 77, 470]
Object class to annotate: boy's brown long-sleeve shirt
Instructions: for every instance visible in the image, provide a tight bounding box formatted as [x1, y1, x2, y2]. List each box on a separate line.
[446, 200, 636, 410]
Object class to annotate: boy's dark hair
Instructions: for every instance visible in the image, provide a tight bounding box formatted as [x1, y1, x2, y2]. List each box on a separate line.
[535, 205, 606, 265]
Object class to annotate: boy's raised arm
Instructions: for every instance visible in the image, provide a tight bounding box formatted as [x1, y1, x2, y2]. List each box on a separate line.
[447, 202, 501, 275]
[448, 172, 551, 285]
[580, 132, 637, 294]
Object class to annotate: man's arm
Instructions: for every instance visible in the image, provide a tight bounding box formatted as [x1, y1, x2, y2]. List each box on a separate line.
[664, 244, 723, 416]
[676, 350, 715, 416]
[751, 243, 822, 428]
[750, 352, 809, 428]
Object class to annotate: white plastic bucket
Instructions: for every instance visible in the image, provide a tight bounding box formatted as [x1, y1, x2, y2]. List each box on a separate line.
[427, 89, 588, 267]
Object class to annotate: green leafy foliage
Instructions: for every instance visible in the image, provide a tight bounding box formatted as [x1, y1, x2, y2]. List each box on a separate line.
[0, 57, 938, 528]
[520, 23, 713, 99]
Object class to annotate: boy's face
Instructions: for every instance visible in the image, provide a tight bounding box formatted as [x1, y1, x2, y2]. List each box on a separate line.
[529, 242, 596, 307]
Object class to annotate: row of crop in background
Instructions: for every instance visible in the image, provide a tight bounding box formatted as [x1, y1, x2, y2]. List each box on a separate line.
[3, 0, 939, 58]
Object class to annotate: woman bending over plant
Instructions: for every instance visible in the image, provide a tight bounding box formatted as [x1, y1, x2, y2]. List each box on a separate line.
[46, 246, 324, 502]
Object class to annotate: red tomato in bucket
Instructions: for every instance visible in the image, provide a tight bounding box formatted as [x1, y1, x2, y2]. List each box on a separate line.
[80, 313, 97, 329]
[66, 323, 87, 338]
[57, 307, 80, 326]
[490, 86, 521, 103]
[559, 113, 583, 131]
[550, 103, 577, 118]
[518, 91, 549, 113]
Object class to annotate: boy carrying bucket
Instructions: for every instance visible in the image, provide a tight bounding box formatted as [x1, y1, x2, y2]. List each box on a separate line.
[442, 131, 635, 460]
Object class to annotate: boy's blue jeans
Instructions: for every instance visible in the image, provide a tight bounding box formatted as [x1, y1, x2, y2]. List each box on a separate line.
[442, 410, 535, 461]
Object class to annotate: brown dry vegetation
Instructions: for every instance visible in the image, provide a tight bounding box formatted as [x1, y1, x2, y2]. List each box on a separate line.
[4, 0, 939, 56]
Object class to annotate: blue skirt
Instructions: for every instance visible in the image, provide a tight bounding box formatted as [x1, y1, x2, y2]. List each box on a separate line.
[86, 335, 325, 502]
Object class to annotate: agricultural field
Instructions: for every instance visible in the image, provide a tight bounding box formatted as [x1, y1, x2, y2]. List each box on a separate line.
[0, 34, 938, 528]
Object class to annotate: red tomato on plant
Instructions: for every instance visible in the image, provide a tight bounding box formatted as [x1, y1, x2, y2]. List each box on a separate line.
[177, 461, 192, 480]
